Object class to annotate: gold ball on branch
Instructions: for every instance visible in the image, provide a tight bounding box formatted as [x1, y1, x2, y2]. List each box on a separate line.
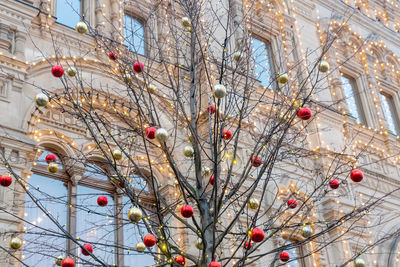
[213, 84, 227, 99]
[113, 149, 123, 161]
[156, 128, 169, 142]
[55, 256, 64, 266]
[318, 61, 330, 73]
[354, 259, 365, 267]
[123, 73, 132, 83]
[35, 93, 49, 107]
[248, 198, 260, 210]
[183, 146, 194, 158]
[75, 21, 88, 34]
[195, 238, 204, 250]
[181, 17, 191, 28]
[233, 52, 243, 62]
[202, 167, 212, 176]
[135, 242, 146, 252]
[300, 226, 313, 238]
[148, 84, 156, 94]
[127, 207, 143, 223]
[47, 162, 59, 173]
[9, 237, 22, 250]
[278, 73, 289, 84]
[66, 67, 77, 77]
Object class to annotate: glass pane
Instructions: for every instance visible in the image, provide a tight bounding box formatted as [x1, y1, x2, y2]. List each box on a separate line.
[84, 163, 109, 181]
[285, 242, 302, 267]
[122, 197, 156, 266]
[380, 93, 398, 134]
[341, 76, 362, 123]
[129, 173, 149, 192]
[56, 0, 81, 28]
[23, 174, 68, 265]
[76, 186, 116, 265]
[124, 15, 145, 55]
[250, 37, 274, 88]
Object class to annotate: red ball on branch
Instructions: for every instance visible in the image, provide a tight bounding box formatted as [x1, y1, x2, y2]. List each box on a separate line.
[279, 251, 290, 262]
[209, 262, 221, 267]
[97, 196, 108, 207]
[207, 105, 216, 114]
[143, 234, 156, 247]
[81, 244, 93, 256]
[243, 241, 252, 249]
[45, 154, 57, 164]
[51, 65, 64, 78]
[181, 204, 194, 218]
[145, 127, 157, 139]
[297, 107, 312, 120]
[287, 199, 297, 209]
[350, 169, 363, 182]
[209, 175, 214, 185]
[222, 129, 232, 140]
[174, 255, 186, 265]
[0, 175, 12, 187]
[61, 257, 75, 267]
[329, 179, 340, 189]
[251, 156, 262, 167]
[109, 51, 118, 61]
[250, 228, 265, 242]
[133, 62, 144, 73]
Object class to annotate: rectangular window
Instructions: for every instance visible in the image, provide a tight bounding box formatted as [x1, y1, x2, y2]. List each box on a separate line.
[250, 37, 275, 88]
[379, 93, 400, 134]
[286, 241, 305, 267]
[341, 75, 366, 124]
[56, 0, 81, 28]
[124, 14, 146, 55]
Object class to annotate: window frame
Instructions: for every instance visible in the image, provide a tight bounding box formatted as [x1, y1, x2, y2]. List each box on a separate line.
[123, 13, 147, 56]
[340, 73, 367, 125]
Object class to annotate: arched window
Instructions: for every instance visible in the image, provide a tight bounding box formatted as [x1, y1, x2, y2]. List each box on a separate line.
[124, 14, 146, 55]
[56, 0, 81, 29]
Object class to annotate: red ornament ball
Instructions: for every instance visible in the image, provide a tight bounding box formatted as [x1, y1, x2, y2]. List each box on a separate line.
[209, 262, 221, 267]
[209, 175, 214, 186]
[279, 251, 290, 262]
[51, 65, 64, 78]
[61, 257, 75, 267]
[297, 107, 312, 120]
[143, 234, 156, 247]
[222, 129, 232, 140]
[0, 175, 12, 187]
[133, 62, 144, 73]
[45, 154, 57, 164]
[329, 179, 340, 189]
[207, 105, 216, 114]
[350, 169, 363, 182]
[97, 196, 108, 207]
[251, 156, 262, 167]
[81, 244, 93, 256]
[145, 127, 157, 139]
[287, 199, 297, 209]
[174, 255, 186, 265]
[181, 204, 194, 218]
[250, 228, 265, 243]
[109, 51, 118, 61]
[243, 241, 252, 249]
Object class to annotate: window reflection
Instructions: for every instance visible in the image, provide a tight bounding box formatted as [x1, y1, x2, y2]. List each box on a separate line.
[379, 93, 399, 135]
[56, 0, 81, 29]
[124, 15, 146, 55]
[341, 75, 365, 124]
[286, 241, 304, 267]
[250, 37, 275, 88]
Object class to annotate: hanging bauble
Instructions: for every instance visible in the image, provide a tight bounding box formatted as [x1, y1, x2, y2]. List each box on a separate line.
[202, 167, 212, 176]
[35, 93, 49, 107]
[145, 127, 157, 139]
[61, 257, 75, 267]
[45, 153, 57, 164]
[48, 162, 59, 173]
[133, 62, 144, 73]
[354, 258, 365, 267]
[301, 225, 313, 238]
[181, 17, 191, 28]
[183, 146, 194, 158]
[195, 238, 204, 249]
[112, 149, 123, 161]
[135, 242, 146, 252]
[209, 175, 214, 186]
[213, 84, 227, 98]
[75, 21, 88, 34]
[55, 256, 64, 266]
[143, 234, 156, 247]
[148, 84, 156, 94]
[123, 73, 132, 83]
[318, 61, 329, 73]
[9, 237, 22, 249]
[250, 228, 265, 242]
[297, 107, 312, 120]
[209, 261, 221, 267]
[207, 105, 216, 114]
[233, 51, 243, 62]
[243, 241, 252, 250]
[222, 129, 232, 140]
[52, 65, 64, 77]
[127, 207, 143, 223]
[251, 156, 262, 167]
[97, 196, 108, 207]
[0, 175, 12, 187]
[174, 255, 186, 265]
[279, 251, 290, 262]
[350, 169, 363, 182]
[66, 67, 77, 77]
[81, 244, 93, 256]
[248, 198, 260, 210]
[329, 179, 340, 189]
[278, 73, 289, 84]
[181, 204, 194, 218]
[155, 128, 169, 142]
[287, 199, 297, 209]
[109, 51, 118, 61]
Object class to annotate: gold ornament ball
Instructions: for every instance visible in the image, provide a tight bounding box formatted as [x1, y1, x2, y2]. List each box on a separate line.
[248, 198, 260, 210]
[123, 73, 132, 83]
[35, 93, 49, 107]
[48, 162, 59, 173]
[301, 225, 313, 238]
[354, 259, 365, 267]
[148, 84, 156, 94]
[75, 21, 88, 34]
[135, 242, 146, 252]
[183, 146, 194, 158]
[55, 256, 64, 266]
[156, 128, 169, 142]
[278, 73, 289, 84]
[233, 51, 243, 62]
[127, 207, 143, 223]
[213, 84, 227, 99]
[67, 67, 77, 77]
[181, 17, 191, 28]
[195, 238, 204, 250]
[318, 61, 330, 73]
[9, 237, 22, 250]
[202, 167, 211, 176]
[113, 149, 123, 160]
